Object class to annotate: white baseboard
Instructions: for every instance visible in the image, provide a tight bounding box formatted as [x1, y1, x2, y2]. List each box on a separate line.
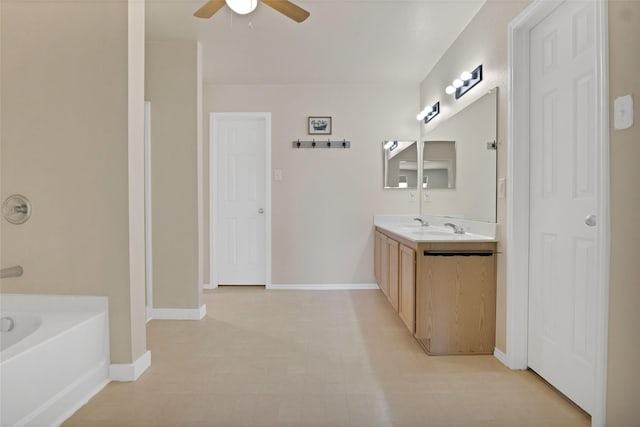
[110, 351, 151, 382]
[149, 304, 207, 320]
[493, 347, 509, 367]
[203, 283, 217, 290]
[267, 283, 379, 291]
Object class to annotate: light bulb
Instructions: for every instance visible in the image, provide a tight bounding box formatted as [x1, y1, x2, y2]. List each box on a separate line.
[445, 85, 456, 95]
[453, 79, 464, 88]
[416, 112, 425, 121]
[225, 0, 258, 15]
[460, 71, 472, 81]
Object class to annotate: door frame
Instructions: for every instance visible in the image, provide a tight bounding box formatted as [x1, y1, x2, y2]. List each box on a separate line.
[209, 112, 272, 288]
[506, 1, 610, 425]
[144, 100, 153, 321]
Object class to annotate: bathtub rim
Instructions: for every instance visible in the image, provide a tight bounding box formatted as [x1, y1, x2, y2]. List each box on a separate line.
[0, 293, 110, 364]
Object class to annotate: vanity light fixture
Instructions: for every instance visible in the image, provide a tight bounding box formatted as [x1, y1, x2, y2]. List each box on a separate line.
[445, 64, 483, 99]
[416, 102, 440, 124]
[384, 140, 398, 151]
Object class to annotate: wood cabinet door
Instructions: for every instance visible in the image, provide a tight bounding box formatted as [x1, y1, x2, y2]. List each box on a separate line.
[398, 244, 415, 333]
[386, 239, 399, 311]
[419, 252, 496, 355]
[374, 231, 382, 286]
[378, 233, 389, 297]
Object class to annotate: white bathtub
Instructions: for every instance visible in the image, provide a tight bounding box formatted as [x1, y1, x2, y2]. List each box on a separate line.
[0, 294, 110, 427]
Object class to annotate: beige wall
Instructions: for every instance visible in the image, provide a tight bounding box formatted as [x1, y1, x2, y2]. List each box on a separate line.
[0, 0, 146, 364]
[146, 41, 201, 308]
[204, 84, 419, 285]
[418, 0, 530, 352]
[607, 1, 640, 423]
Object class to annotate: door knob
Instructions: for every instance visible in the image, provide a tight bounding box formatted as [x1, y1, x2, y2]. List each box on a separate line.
[585, 214, 597, 227]
[258, 208, 264, 214]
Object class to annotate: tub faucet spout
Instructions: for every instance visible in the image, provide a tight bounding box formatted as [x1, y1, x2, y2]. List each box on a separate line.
[1, 265, 23, 279]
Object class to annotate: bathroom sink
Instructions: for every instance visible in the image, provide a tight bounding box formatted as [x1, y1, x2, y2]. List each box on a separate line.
[411, 230, 453, 236]
[401, 224, 424, 230]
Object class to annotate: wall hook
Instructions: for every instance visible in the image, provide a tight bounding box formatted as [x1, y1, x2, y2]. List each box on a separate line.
[290, 139, 350, 149]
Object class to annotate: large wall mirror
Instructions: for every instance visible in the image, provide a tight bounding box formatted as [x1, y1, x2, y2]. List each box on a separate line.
[383, 140, 418, 189]
[423, 140, 456, 189]
[421, 88, 497, 222]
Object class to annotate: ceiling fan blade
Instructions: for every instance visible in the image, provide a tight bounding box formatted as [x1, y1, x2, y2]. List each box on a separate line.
[194, 0, 226, 18]
[261, 0, 310, 23]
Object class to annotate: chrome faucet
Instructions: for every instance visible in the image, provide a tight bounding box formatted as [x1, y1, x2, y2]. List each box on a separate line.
[444, 222, 465, 234]
[0, 265, 23, 279]
[413, 218, 429, 227]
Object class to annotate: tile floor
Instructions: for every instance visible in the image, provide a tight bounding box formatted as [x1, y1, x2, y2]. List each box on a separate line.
[64, 287, 590, 427]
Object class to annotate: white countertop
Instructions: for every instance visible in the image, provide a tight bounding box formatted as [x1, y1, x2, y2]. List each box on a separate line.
[374, 215, 498, 243]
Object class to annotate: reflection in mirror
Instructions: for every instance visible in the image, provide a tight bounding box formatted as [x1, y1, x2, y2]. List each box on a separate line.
[383, 140, 418, 189]
[423, 141, 456, 189]
[421, 88, 497, 222]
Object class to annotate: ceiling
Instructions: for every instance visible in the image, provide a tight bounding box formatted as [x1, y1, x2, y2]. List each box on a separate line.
[146, 0, 486, 85]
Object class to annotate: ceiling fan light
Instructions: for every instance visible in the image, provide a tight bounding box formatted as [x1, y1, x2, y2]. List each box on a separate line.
[226, 0, 258, 15]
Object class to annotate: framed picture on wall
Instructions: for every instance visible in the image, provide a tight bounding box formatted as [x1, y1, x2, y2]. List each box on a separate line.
[308, 116, 332, 135]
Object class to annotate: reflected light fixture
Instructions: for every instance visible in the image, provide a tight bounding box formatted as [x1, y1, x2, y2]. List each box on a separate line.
[416, 101, 440, 124]
[384, 140, 399, 151]
[225, 0, 258, 14]
[445, 65, 483, 99]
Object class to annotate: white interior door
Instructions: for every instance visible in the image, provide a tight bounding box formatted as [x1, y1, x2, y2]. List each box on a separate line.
[212, 113, 268, 285]
[528, 0, 599, 414]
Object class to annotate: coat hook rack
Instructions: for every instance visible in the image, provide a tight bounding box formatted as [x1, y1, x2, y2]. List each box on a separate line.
[292, 139, 351, 149]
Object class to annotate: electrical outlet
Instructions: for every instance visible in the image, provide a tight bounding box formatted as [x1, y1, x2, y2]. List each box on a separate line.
[498, 178, 506, 199]
[614, 94, 633, 130]
[274, 169, 283, 181]
[409, 191, 417, 202]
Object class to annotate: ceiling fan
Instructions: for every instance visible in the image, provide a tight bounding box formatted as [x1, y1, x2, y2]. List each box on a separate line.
[194, 0, 310, 23]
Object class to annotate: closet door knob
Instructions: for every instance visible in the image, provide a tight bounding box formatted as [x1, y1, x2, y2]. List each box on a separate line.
[585, 214, 597, 227]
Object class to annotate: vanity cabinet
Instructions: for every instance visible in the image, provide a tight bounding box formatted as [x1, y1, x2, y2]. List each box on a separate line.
[374, 228, 416, 333]
[415, 242, 497, 355]
[375, 227, 497, 354]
